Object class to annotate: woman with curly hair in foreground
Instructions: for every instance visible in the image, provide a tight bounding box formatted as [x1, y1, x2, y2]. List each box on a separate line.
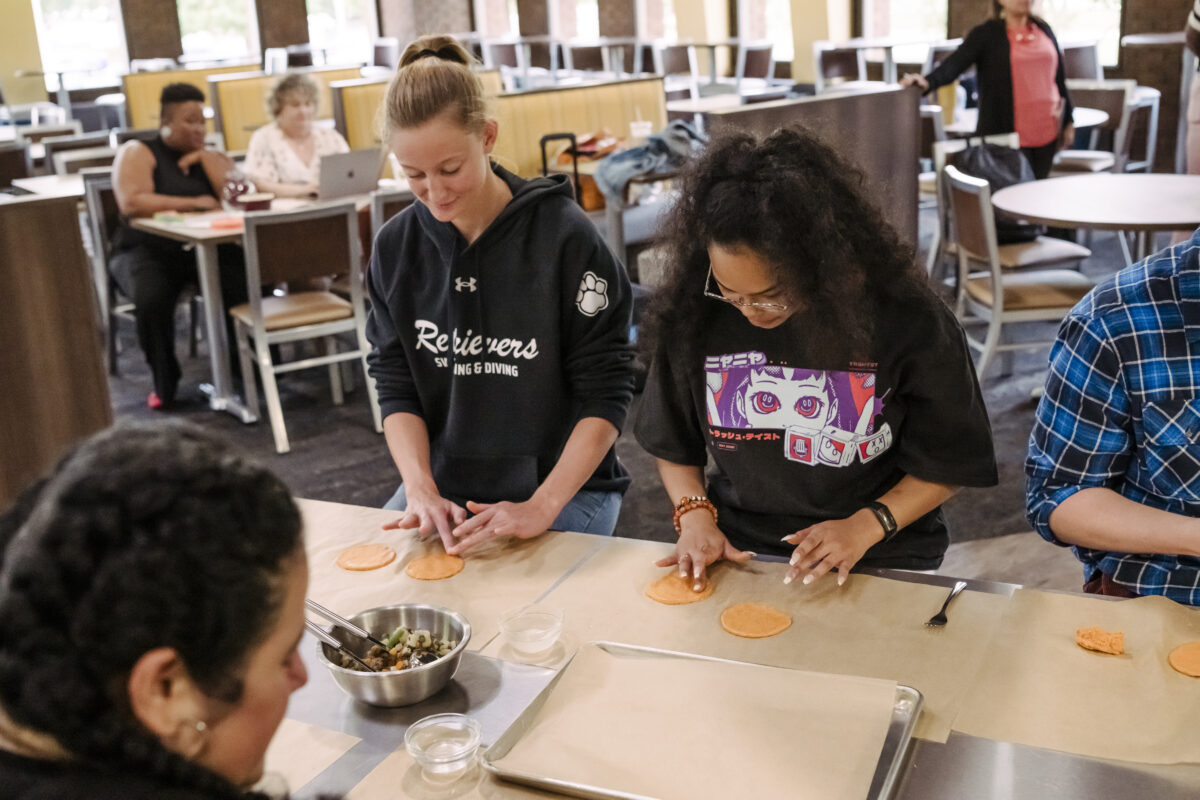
[636, 127, 998, 591]
[0, 422, 331, 800]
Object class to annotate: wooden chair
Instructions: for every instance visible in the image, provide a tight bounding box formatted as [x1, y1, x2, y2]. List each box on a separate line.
[1052, 79, 1135, 175]
[53, 147, 116, 175]
[654, 42, 700, 100]
[930, 136, 1091, 282]
[921, 40, 963, 75]
[918, 105, 946, 201]
[733, 41, 777, 94]
[812, 44, 867, 93]
[16, 121, 83, 144]
[1123, 86, 1161, 174]
[109, 127, 158, 147]
[286, 44, 316, 68]
[373, 37, 401, 69]
[0, 142, 34, 191]
[1061, 42, 1103, 81]
[41, 132, 111, 174]
[944, 165, 1094, 380]
[231, 201, 383, 453]
[370, 186, 416, 241]
[83, 170, 202, 376]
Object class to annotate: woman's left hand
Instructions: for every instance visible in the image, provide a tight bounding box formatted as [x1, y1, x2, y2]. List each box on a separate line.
[782, 509, 885, 586]
[1058, 122, 1076, 152]
[447, 497, 558, 555]
[177, 149, 205, 172]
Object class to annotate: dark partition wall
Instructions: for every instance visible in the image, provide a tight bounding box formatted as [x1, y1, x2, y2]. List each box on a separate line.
[702, 85, 921, 248]
[0, 195, 112, 507]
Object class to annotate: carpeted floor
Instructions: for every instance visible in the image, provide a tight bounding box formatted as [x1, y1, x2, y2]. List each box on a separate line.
[102, 212, 1142, 560]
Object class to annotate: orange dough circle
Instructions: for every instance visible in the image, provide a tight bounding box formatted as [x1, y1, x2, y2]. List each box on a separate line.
[336, 544, 396, 571]
[1168, 641, 1200, 677]
[720, 602, 792, 639]
[405, 553, 465, 580]
[645, 572, 715, 605]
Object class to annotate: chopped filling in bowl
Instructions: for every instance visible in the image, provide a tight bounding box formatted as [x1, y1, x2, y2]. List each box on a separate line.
[338, 626, 457, 672]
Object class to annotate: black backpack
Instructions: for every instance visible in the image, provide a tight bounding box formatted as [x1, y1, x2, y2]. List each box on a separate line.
[952, 141, 1045, 244]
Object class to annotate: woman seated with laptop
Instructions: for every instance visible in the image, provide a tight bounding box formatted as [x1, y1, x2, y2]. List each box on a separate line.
[243, 73, 349, 199]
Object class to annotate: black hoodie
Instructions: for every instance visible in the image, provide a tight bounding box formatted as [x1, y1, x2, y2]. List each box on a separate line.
[366, 165, 634, 504]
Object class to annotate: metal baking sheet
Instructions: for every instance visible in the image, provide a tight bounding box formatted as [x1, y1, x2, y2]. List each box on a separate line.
[480, 641, 922, 800]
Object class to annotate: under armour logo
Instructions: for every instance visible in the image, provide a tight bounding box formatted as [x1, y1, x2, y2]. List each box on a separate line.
[455, 277, 477, 293]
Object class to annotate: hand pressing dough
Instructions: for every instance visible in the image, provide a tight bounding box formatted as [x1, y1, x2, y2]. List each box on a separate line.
[645, 572, 715, 605]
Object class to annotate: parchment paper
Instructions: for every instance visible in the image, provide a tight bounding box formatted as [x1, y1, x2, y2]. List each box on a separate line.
[261, 717, 359, 793]
[487, 643, 897, 800]
[480, 536, 1008, 741]
[347, 748, 561, 800]
[953, 588, 1200, 764]
[299, 499, 603, 649]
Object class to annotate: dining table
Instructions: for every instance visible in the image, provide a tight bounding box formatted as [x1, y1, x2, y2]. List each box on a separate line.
[277, 497, 1200, 800]
[992, 173, 1200, 261]
[11, 172, 84, 198]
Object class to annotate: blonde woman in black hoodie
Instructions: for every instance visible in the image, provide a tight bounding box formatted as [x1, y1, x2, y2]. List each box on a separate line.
[366, 36, 635, 555]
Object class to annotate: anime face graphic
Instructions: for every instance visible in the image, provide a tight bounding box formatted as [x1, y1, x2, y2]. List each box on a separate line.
[737, 368, 837, 431]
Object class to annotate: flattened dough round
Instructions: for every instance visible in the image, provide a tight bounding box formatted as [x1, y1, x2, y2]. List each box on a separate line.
[645, 572, 715, 605]
[336, 544, 396, 571]
[720, 602, 792, 639]
[405, 553, 465, 580]
[1168, 641, 1200, 677]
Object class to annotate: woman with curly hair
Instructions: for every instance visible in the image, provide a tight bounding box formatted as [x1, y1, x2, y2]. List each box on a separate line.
[636, 127, 997, 591]
[0, 422, 318, 799]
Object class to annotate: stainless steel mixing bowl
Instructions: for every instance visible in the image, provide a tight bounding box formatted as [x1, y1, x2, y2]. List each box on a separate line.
[316, 603, 472, 707]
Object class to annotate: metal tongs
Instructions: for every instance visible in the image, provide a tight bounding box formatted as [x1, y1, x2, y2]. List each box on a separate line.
[305, 598, 389, 672]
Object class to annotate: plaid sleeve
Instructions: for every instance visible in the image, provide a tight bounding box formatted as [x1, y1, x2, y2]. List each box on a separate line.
[1025, 313, 1133, 544]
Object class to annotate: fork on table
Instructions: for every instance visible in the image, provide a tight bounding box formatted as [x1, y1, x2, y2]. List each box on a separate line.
[925, 580, 968, 628]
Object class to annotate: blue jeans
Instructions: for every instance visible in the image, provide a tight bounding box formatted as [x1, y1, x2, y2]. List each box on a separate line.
[383, 484, 621, 536]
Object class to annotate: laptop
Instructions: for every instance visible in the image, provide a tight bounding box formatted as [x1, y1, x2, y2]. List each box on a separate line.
[318, 149, 382, 200]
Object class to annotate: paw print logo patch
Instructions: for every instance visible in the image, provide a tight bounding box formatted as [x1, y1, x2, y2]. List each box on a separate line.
[575, 271, 609, 317]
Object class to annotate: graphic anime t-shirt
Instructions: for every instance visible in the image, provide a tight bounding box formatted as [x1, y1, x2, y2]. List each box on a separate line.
[636, 301, 997, 569]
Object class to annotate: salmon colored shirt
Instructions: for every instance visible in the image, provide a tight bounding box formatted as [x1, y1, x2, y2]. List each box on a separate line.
[1007, 24, 1062, 148]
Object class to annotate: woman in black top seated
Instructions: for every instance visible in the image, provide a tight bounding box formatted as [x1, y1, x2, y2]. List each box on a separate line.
[0, 422, 317, 800]
[635, 128, 997, 591]
[111, 83, 248, 409]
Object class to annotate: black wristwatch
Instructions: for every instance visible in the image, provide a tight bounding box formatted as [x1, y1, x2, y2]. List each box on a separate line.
[866, 501, 899, 541]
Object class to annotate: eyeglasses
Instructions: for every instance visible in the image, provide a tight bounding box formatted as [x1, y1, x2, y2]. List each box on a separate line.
[703, 266, 790, 312]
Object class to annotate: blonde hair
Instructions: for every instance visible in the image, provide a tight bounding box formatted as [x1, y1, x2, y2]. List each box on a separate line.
[384, 35, 487, 137]
[267, 73, 319, 119]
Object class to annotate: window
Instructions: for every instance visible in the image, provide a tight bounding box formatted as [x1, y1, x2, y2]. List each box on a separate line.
[177, 0, 259, 62]
[1039, 0, 1122, 67]
[577, 0, 599, 40]
[31, 0, 128, 91]
[740, 0, 794, 62]
[308, 0, 372, 64]
[860, 0, 947, 66]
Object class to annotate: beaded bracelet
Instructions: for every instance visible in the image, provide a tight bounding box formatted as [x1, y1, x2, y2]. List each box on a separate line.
[673, 495, 718, 533]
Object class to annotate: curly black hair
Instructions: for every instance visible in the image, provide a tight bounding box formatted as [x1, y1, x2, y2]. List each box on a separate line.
[0, 421, 303, 798]
[640, 126, 941, 368]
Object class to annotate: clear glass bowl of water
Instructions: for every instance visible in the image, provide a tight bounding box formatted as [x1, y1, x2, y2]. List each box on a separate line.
[498, 604, 564, 655]
[404, 713, 481, 783]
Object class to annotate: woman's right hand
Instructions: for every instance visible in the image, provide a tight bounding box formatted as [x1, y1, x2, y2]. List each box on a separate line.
[655, 512, 754, 591]
[382, 485, 467, 553]
[900, 73, 929, 91]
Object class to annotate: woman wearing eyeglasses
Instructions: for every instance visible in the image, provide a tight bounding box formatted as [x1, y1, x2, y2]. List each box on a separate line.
[636, 127, 997, 591]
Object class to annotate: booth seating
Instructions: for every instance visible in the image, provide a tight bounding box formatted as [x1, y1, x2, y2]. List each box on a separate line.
[207, 65, 365, 152]
[329, 70, 504, 152]
[121, 61, 260, 129]
[0, 193, 111, 507]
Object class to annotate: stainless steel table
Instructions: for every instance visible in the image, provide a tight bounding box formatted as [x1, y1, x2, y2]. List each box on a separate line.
[284, 535, 1200, 799]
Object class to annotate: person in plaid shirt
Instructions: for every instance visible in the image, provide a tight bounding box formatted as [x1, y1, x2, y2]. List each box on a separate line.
[1026, 230, 1200, 604]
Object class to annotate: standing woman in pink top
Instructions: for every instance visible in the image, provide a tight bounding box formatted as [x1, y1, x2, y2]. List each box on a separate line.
[901, 0, 1074, 179]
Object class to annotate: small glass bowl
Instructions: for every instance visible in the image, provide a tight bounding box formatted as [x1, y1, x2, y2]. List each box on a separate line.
[404, 713, 481, 783]
[498, 604, 564, 655]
